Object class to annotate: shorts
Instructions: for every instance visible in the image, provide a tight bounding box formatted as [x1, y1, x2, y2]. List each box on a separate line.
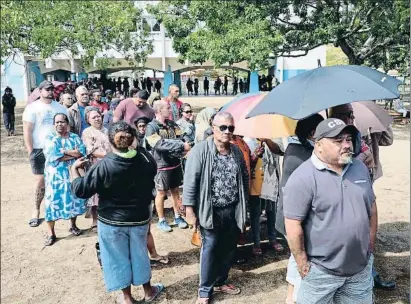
[155, 166, 183, 191]
[286, 254, 301, 302]
[98, 221, 151, 292]
[29, 149, 45, 175]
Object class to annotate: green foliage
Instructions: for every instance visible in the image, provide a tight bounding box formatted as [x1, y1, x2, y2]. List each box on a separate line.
[0, 1, 153, 70]
[326, 44, 349, 66]
[150, 0, 409, 72]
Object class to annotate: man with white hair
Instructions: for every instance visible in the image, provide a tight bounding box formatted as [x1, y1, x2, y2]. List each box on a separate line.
[184, 112, 249, 303]
[146, 100, 191, 232]
[68, 86, 90, 136]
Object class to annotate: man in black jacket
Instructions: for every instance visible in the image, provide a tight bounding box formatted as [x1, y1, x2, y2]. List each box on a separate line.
[146, 100, 191, 232]
[2, 87, 16, 136]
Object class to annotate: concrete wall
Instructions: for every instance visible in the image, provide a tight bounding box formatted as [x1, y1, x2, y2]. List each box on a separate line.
[1, 54, 29, 101]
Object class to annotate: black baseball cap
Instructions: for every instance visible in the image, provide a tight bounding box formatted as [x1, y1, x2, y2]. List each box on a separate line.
[38, 80, 54, 90]
[313, 118, 358, 141]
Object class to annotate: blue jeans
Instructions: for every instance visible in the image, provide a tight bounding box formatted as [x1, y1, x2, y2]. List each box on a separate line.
[3, 113, 14, 132]
[298, 255, 374, 304]
[199, 206, 240, 298]
[249, 196, 276, 247]
[98, 221, 151, 292]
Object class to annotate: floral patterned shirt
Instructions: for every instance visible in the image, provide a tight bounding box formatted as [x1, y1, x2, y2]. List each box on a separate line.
[211, 152, 239, 207]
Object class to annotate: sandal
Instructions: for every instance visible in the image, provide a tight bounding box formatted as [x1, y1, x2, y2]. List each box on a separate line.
[69, 226, 82, 236]
[29, 218, 40, 227]
[150, 255, 170, 266]
[90, 225, 98, 233]
[145, 283, 164, 303]
[214, 284, 241, 295]
[252, 247, 263, 256]
[44, 235, 56, 246]
[270, 242, 284, 252]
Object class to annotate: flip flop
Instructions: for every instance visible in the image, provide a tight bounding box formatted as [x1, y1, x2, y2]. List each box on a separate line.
[150, 255, 170, 266]
[29, 218, 40, 227]
[214, 284, 241, 295]
[145, 283, 164, 303]
[69, 227, 82, 236]
[90, 225, 98, 233]
[44, 235, 56, 246]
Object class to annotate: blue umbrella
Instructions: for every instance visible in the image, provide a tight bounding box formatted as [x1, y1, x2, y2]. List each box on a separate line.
[246, 65, 402, 120]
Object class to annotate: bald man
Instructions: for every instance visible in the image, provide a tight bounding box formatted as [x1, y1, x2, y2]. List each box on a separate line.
[60, 93, 73, 109]
[146, 100, 191, 232]
[164, 84, 183, 121]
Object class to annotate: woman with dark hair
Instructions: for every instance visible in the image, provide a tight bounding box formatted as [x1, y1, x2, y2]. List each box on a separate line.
[71, 121, 164, 304]
[43, 113, 87, 246]
[275, 113, 324, 304]
[176, 103, 196, 146]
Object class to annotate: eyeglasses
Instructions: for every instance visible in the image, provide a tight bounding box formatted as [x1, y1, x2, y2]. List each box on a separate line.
[183, 110, 193, 114]
[214, 124, 235, 133]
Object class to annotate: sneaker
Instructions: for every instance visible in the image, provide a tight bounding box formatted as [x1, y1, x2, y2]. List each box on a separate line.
[157, 220, 172, 232]
[174, 216, 188, 229]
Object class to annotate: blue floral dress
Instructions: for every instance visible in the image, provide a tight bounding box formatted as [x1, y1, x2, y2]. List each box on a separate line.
[43, 132, 87, 221]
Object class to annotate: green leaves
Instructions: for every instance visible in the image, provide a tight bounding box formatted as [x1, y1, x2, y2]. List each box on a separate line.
[151, 0, 409, 72]
[1, 1, 152, 70]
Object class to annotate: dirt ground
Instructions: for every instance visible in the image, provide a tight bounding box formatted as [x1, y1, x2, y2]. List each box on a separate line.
[1, 103, 409, 304]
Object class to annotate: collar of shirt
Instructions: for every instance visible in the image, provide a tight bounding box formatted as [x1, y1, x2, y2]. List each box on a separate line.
[311, 152, 351, 176]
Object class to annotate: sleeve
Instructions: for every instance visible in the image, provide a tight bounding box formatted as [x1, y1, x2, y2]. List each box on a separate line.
[71, 162, 103, 199]
[11, 97, 16, 107]
[145, 124, 185, 154]
[22, 105, 36, 123]
[182, 145, 202, 207]
[1, 97, 5, 106]
[43, 135, 64, 166]
[282, 168, 313, 221]
[81, 129, 95, 154]
[73, 134, 86, 156]
[113, 102, 124, 120]
[378, 125, 394, 146]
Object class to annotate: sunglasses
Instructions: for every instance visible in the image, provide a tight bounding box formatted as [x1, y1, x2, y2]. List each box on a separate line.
[183, 110, 193, 114]
[137, 124, 147, 128]
[214, 124, 235, 133]
[334, 112, 355, 120]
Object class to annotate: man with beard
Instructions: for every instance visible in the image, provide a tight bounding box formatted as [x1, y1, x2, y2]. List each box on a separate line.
[283, 118, 377, 303]
[23, 80, 68, 227]
[113, 90, 154, 126]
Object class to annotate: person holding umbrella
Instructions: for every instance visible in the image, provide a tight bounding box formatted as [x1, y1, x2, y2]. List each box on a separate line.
[23, 80, 68, 228]
[330, 103, 396, 291]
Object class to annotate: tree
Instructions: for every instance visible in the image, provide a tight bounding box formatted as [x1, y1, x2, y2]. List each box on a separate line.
[0, 1, 153, 70]
[150, 0, 409, 72]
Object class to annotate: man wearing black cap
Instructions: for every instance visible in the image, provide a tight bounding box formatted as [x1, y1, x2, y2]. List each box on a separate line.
[283, 118, 377, 303]
[23, 80, 68, 228]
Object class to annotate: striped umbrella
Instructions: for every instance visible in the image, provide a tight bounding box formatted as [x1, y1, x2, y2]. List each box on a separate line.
[220, 92, 297, 139]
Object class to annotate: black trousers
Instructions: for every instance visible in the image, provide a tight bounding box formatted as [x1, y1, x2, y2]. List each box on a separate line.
[3, 113, 15, 132]
[199, 205, 240, 298]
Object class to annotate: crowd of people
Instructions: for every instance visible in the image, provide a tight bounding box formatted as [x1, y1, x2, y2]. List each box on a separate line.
[16, 78, 398, 304]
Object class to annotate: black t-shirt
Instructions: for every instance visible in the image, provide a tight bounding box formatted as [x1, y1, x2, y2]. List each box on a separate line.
[71, 149, 157, 226]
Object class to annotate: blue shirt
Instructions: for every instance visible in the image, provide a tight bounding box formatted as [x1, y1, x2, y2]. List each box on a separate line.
[78, 105, 88, 136]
